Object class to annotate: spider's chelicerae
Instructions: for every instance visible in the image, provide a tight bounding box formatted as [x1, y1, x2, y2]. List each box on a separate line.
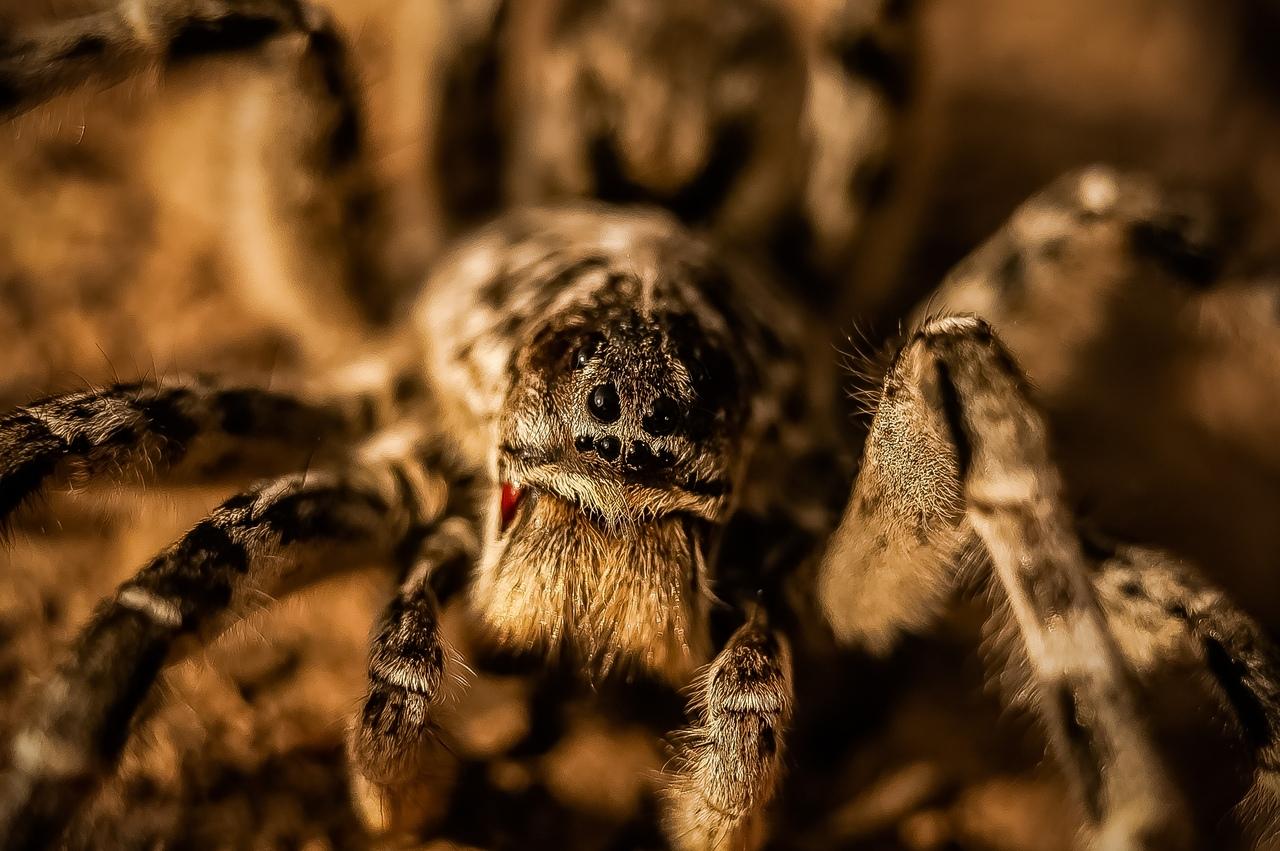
[3, 2, 1280, 851]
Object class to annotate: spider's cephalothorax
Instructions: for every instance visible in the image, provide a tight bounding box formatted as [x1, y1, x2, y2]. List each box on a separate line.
[413, 207, 799, 684]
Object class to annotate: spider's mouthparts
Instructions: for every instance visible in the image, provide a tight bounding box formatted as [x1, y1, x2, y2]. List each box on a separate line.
[499, 482, 526, 533]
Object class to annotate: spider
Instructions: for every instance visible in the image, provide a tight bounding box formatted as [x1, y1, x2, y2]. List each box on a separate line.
[8, 190, 1280, 849]
[2, 3, 1280, 851]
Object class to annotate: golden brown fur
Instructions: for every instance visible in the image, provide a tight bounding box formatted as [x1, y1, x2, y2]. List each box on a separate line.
[471, 493, 711, 684]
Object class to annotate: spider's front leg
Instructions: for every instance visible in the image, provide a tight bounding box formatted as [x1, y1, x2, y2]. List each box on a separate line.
[0, 377, 353, 532]
[820, 316, 1189, 850]
[0, 427, 454, 851]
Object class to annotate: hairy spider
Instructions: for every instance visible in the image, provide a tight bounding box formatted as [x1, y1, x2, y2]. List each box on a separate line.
[3, 2, 1280, 851]
[2, 184, 1279, 850]
[7, 190, 1280, 848]
[0, 198, 835, 849]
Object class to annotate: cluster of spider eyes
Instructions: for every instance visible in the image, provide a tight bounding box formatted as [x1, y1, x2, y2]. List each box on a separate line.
[571, 337, 682, 472]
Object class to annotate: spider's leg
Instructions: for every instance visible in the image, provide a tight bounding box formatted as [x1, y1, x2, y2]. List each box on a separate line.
[349, 511, 481, 834]
[0, 378, 352, 532]
[228, 1, 402, 327]
[430, 0, 509, 232]
[798, 0, 916, 279]
[821, 316, 1188, 849]
[1093, 546, 1280, 842]
[923, 166, 1226, 332]
[0, 436, 441, 851]
[4, 0, 399, 326]
[664, 614, 793, 851]
[931, 320, 1187, 848]
[0, 0, 313, 121]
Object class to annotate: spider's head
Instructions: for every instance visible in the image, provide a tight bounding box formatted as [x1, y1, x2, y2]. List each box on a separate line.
[472, 242, 754, 682]
[494, 291, 747, 527]
[529, 0, 805, 226]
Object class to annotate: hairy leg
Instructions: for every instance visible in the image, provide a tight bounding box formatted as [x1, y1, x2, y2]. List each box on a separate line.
[798, 0, 915, 272]
[0, 377, 353, 532]
[923, 166, 1225, 335]
[821, 316, 1188, 849]
[817, 323, 970, 654]
[664, 616, 793, 851]
[0, 0, 315, 121]
[1093, 544, 1280, 843]
[3, 0, 401, 329]
[226, 1, 402, 330]
[0, 435, 443, 850]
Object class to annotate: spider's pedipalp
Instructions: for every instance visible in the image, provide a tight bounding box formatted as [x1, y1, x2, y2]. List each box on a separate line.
[0, 378, 354, 534]
[822, 316, 1190, 849]
[0, 447, 437, 850]
[664, 617, 793, 851]
[349, 514, 480, 835]
[0, 0, 314, 121]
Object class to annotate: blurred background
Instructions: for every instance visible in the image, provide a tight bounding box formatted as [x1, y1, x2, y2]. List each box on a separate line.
[2, 0, 1280, 848]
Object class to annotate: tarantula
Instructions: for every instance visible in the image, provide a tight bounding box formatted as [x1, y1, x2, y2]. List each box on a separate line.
[4, 2, 1280, 850]
[6, 189, 1280, 850]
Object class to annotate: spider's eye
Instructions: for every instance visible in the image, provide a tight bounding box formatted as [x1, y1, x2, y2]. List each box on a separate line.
[642, 396, 681, 437]
[499, 483, 526, 533]
[595, 435, 622, 460]
[588, 383, 622, 423]
[573, 334, 604, 369]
